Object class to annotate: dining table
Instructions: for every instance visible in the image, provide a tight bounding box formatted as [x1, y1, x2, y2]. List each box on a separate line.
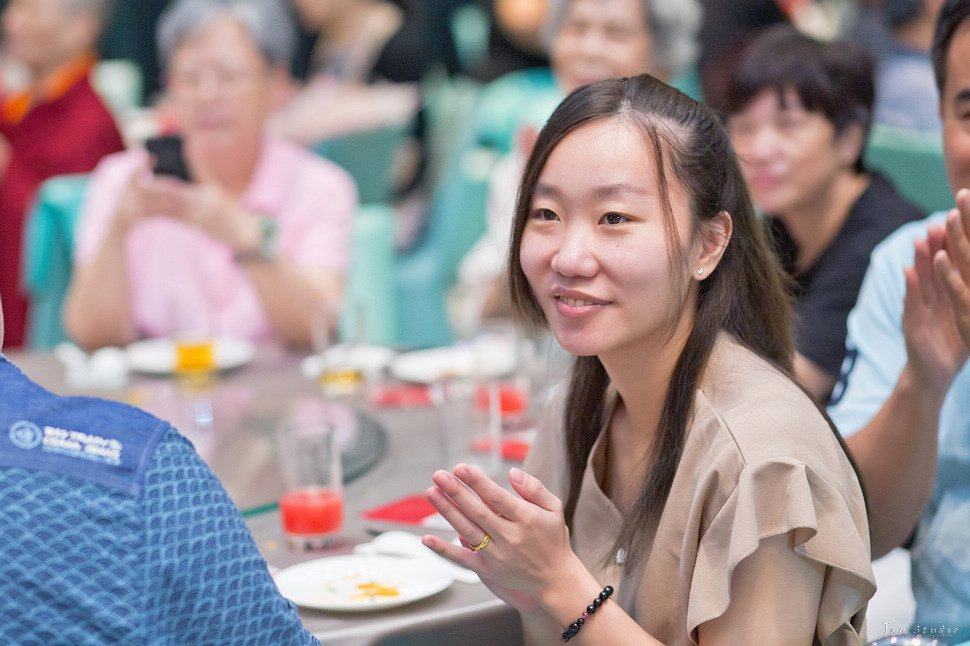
[6, 344, 524, 646]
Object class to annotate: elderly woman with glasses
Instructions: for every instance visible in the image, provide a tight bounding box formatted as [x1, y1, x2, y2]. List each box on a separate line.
[64, 0, 357, 351]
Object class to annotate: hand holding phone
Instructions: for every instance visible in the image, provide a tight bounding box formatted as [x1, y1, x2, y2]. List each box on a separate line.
[144, 135, 193, 182]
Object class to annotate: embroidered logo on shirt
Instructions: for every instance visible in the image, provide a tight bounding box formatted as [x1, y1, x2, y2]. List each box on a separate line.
[7, 421, 123, 466]
[8, 421, 43, 450]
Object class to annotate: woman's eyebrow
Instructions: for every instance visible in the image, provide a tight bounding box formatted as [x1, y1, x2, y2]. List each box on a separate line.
[590, 182, 654, 200]
[533, 182, 561, 198]
[534, 182, 653, 200]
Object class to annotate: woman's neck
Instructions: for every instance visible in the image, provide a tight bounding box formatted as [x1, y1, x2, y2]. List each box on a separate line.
[598, 320, 693, 511]
[601, 317, 694, 453]
[780, 171, 869, 273]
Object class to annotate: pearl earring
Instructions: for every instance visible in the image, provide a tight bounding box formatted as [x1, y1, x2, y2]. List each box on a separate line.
[696, 268, 704, 276]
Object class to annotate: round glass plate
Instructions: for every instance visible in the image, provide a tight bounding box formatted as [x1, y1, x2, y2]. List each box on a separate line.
[342, 411, 386, 483]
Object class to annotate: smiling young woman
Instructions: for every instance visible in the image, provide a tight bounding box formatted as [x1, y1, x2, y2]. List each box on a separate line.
[422, 74, 875, 645]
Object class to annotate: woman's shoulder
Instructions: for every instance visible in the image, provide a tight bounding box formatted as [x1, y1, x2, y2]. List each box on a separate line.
[693, 335, 842, 468]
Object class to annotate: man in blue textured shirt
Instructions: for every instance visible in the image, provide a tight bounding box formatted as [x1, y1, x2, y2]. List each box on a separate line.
[0, 299, 319, 644]
[828, 0, 970, 640]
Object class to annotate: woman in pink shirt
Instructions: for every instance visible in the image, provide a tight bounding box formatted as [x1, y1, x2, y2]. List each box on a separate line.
[64, 0, 357, 350]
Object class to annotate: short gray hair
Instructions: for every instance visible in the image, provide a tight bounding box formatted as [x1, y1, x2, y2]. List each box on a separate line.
[543, 0, 701, 79]
[157, 0, 296, 70]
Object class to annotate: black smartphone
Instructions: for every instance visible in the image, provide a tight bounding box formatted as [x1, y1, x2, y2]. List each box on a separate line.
[144, 135, 193, 182]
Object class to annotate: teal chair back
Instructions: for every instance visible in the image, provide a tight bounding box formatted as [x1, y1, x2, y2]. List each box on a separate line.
[864, 124, 953, 214]
[21, 174, 397, 349]
[469, 67, 562, 154]
[341, 203, 398, 346]
[22, 174, 91, 349]
[314, 123, 412, 205]
[394, 68, 562, 349]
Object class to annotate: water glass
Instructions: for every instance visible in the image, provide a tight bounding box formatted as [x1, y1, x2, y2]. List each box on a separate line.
[312, 300, 363, 398]
[277, 404, 344, 550]
[432, 346, 502, 476]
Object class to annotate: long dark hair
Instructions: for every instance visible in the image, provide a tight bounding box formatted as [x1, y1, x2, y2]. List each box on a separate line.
[932, 0, 970, 96]
[508, 74, 834, 565]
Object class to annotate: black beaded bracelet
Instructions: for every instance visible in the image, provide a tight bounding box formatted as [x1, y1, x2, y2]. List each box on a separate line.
[561, 585, 614, 642]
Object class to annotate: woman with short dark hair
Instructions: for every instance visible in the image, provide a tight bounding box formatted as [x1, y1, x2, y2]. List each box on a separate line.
[724, 25, 924, 402]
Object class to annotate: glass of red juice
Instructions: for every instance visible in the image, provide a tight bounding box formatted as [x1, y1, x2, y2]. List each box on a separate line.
[277, 407, 343, 550]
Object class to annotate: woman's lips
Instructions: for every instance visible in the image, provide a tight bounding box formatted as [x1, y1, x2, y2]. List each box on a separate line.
[553, 293, 608, 317]
[558, 295, 597, 307]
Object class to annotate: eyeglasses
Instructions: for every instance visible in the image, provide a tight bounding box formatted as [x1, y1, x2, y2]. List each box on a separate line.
[168, 64, 263, 94]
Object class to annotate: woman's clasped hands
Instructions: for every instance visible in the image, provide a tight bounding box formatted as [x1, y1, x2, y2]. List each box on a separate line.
[421, 464, 596, 615]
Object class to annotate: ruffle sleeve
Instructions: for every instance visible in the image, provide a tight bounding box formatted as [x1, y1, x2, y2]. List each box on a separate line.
[687, 458, 875, 644]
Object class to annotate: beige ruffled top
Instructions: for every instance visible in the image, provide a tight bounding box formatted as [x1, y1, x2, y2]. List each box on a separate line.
[524, 333, 875, 644]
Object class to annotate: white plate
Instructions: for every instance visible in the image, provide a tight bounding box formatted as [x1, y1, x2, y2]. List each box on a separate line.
[389, 341, 517, 384]
[125, 337, 256, 374]
[300, 344, 397, 380]
[274, 554, 453, 611]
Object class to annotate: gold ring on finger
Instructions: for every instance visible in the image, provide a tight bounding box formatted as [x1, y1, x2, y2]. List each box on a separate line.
[470, 532, 491, 552]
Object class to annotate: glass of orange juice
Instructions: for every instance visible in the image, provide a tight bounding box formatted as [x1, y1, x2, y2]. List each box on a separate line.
[175, 337, 216, 373]
[312, 300, 363, 398]
[277, 403, 344, 550]
[173, 298, 217, 383]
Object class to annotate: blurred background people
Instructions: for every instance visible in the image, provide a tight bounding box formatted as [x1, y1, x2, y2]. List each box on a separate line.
[874, 0, 944, 133]
[0, 0, 124, 349]
[271, 0, 430, 149]
[290, 0, 431, 85]
[724, 24, 924, 402]
[452, 0, 701, 331]
[697, 0, 789, 108]
[98, 0, 173, 105]
[829, 0, 970, 636]
[63, 0, 357, 351]
[470, 0, 550, 81]
[273, 0, 435, 250]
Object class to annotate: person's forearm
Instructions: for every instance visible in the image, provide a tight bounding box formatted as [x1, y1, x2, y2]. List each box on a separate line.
[243, 262, 342, 348]
[270, 84, 418, 145]
[520, 557, 662, 646]
[845, 363, 945, 557]
[536, 581, 664, 645]
[63, 226, 138, 351]
[521, 609, 568, 646]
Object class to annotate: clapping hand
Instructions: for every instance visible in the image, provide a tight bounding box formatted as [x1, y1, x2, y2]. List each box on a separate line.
[903, 188, 970, 391]
[421, 464, 589, 614]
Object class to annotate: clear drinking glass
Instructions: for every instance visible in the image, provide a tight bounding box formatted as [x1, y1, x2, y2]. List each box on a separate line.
[312, 300, 364, 398]
[431, 327, 507, 476]
[277, 403, 344, 550]
[173, 290, 217, 383]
